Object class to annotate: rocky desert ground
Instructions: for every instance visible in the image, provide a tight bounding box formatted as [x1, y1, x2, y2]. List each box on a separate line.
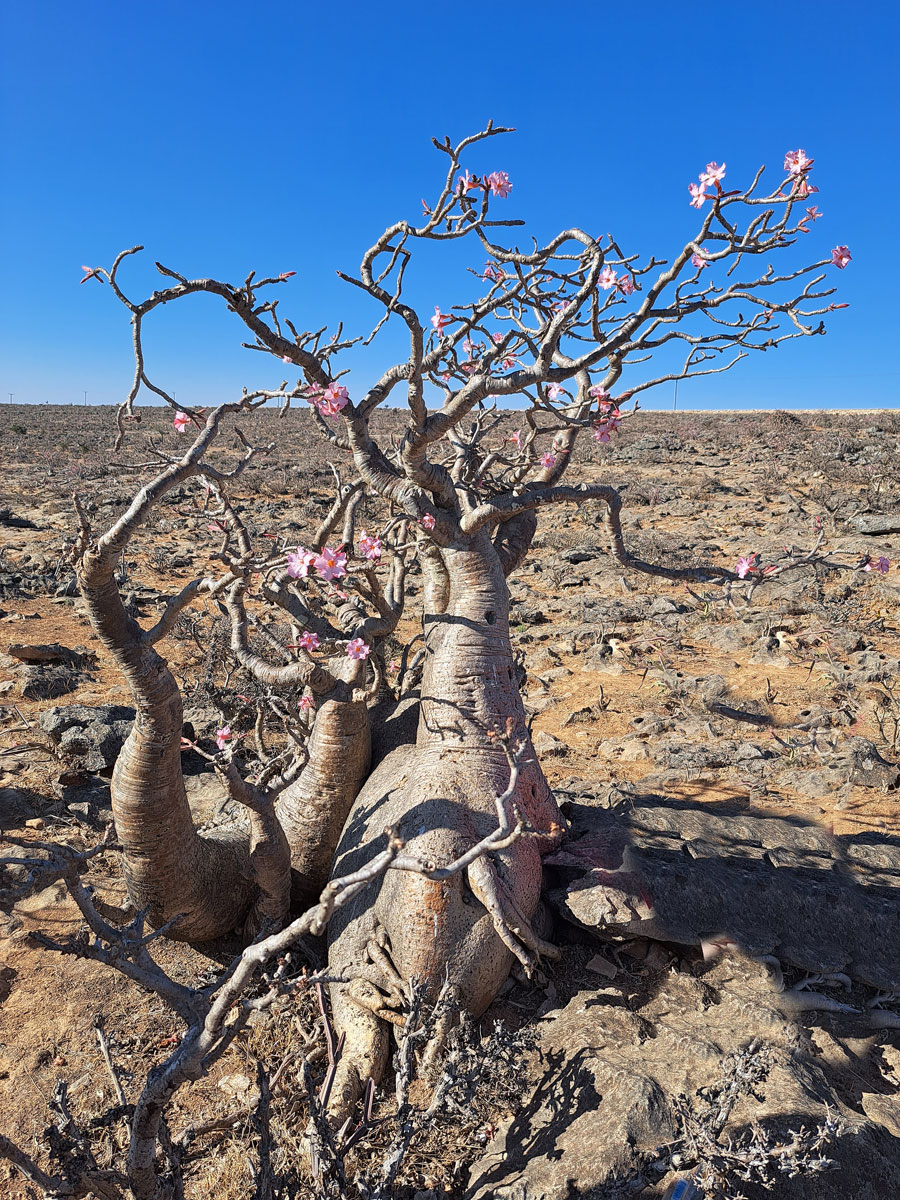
[1, 403, 900, 1198]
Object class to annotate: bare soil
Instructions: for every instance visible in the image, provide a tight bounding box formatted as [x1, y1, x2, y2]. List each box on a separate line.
[1, 404, 899, 1197]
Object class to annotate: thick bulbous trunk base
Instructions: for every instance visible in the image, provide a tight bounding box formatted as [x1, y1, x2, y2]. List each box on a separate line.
[325, 739, 562, 1127]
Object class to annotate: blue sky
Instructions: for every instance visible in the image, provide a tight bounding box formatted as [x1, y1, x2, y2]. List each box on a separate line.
[1, 0, 897, 410]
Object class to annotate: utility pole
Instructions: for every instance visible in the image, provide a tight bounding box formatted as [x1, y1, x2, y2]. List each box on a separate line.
[673, 379, 679, 411]
[7, 393, 13, 406]
[83, 390, 88, 407]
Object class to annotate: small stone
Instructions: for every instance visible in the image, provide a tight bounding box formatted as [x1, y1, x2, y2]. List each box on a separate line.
[586, 952, 618, 979]
[24, 817, 44, 829]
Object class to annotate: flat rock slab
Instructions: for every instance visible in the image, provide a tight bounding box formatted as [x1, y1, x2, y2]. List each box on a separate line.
[850, 513, 900, 535]
[547, 788, 900, 990]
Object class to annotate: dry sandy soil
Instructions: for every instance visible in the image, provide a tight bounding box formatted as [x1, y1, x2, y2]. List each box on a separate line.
[1, 404, 899, 1198]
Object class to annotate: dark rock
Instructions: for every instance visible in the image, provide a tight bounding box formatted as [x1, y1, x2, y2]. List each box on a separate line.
[561, 543, 603, 564]
[40, 704, 134, 772]
[19, 664, 84, 700]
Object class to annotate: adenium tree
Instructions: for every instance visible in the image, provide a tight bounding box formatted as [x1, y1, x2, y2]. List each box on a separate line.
[76, 122, 855, 1125]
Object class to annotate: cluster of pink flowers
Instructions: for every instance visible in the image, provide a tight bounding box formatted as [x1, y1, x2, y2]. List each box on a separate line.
[688, 161, 726, 208]
[359, 531, 382, 560]
[420, 513, 436, 531]
[783, 149, 818, 197]
[455, 170, 512, 199]
[863, 555, 891, 574]
[299, 694, 315, 713]
[286, 544, 347, 582]
[482, 262, 502, 282]
[691, 252, 710, 270]
[593, 416, 621, 443]
[173, 411, 191, 433]
[589, 385, 616, 413]
[304, 382, 349, 418]
[598, 266, 636, 297]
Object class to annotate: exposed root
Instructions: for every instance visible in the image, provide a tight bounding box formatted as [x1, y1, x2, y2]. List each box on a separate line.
[466, 855, 558, 975]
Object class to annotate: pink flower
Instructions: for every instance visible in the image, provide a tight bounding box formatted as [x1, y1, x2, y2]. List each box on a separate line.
[80, 265, 101, 284]
[388, 659, 400, 673]
[552, 298, 571, 313]
[486, 170, 512, 198]
[540, 452, 557, 469]
[173, 411, 191, 433]
[599, 266, 618, 290]
[359, 530, 382, 560]
[547, 382, 564, 399]
[589, 385, 610, 403]
[420, 513, 436, 531]
[735, 555, 757, 579]
[501, 355, 518, 370]
[279, 271, 296, 281]
[282, 354, 292, 363]
[831, 245, 852, 269]
[483, 262, 501, 281]
[593, 417, 620, 443]
[346, 637, 370, 660]
[457, 169, 479, 194]
[298, 630, 319, 651]
[805, 206, 823, 221]
[299, 695, 315, 712]
[784, 148, 814, 176]
[509, 429, 522, 449]
[699, 162, 726, 187]
[864, 556, 890, 574]
[319, 382, 349, 417]
[304, 382, 324, 403]
[215, 726, 232, 751]
[286, 546, 317, 578]
[691, 252, 710, 270]
[314, 546, 347, 581]
[688, 181, 708, 209]
[431, 306, 451, 337]
[618, 274, 636, 296]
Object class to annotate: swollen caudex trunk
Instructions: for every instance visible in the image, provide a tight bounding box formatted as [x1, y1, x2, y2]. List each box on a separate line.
[325, 531, 562, 1122]
[80, 566, 258, 941]
[276, 691, 370, 908]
